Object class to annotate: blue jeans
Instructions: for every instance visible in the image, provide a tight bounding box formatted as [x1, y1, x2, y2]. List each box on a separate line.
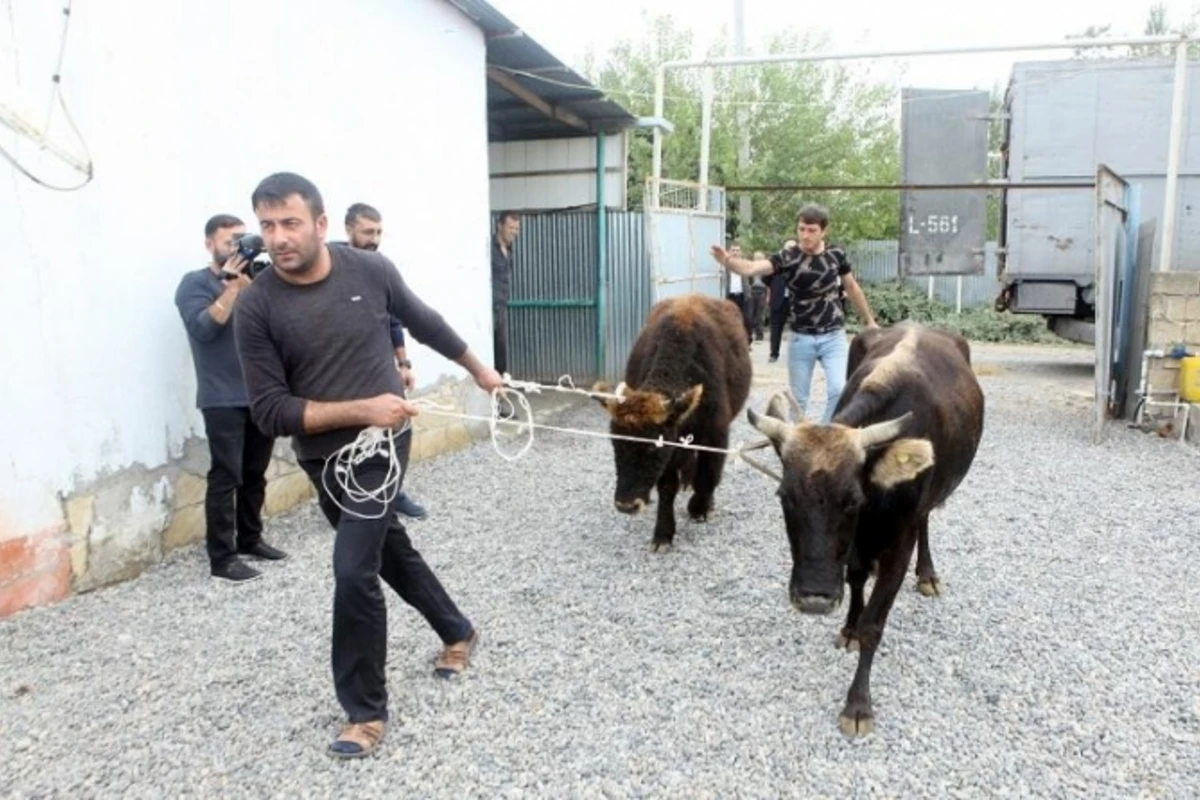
[786, 329, 850, 424]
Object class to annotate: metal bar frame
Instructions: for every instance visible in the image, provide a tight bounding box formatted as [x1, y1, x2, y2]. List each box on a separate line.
[723, 181, 1097, 192]
[649, 33, 1192, 272]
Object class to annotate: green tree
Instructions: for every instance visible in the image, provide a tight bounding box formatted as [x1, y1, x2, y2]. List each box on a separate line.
[1069, 3, 1200, 59]
[580, 14, 901, 251]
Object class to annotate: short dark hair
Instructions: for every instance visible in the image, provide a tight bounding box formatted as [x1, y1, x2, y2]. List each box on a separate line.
[496, 210, 519, 228]
[204, 214, 243, 239]
[345, 202, 381, 227]
[251, 172, 325, 219]
[796, 204, 829, 230]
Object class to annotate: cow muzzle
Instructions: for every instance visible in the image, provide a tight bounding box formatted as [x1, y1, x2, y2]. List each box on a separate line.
[790, 590, 843, 616]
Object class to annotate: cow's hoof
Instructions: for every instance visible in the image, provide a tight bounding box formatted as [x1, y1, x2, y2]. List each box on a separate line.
[837, 709, 874, 737]
[686, 494, 712, 522]
[835, 630, 860, 651]
[649, 539, 673, 554]
[917, 577, 941, 597]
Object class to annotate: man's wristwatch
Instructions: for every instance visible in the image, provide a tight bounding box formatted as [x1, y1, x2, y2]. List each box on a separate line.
[397, 359, 413, 369]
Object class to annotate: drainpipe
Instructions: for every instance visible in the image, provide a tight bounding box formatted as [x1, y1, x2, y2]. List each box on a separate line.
[596, 130, 608, 382]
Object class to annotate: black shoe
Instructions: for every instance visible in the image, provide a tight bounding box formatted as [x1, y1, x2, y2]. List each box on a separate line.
[211, 558, 262, 583]
[394, 492, 428, 520]
[238, 541, 289, 561]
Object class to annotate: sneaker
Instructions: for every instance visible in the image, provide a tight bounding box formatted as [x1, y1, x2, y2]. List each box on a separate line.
[434, 629, 479, 679]
[211, 558, 262, 583]
[394, 492, 428, 520]
[238, 541, 289, 561]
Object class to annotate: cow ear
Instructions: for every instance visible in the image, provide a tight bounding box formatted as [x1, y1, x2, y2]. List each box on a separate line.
[869, 438, 934, 490]
[670, 384, 704, 423]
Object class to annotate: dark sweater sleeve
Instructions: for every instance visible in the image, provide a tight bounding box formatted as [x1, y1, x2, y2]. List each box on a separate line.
[389, 317, 406, 348]
[380, 258, 468, 360]
[174, 272, 222, 343]
[233, 287, 308, 438]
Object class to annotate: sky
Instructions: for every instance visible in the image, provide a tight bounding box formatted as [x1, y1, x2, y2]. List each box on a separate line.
[491, 0, 1198, 92]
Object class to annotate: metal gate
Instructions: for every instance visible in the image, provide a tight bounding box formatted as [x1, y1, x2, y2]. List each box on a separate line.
[1093, 164, 1140, 442]
[645, 179, 726, 301]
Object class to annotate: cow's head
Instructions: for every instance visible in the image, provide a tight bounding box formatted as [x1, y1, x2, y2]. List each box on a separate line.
[747, 392, 934, 615]
[592, 381, 704, 514]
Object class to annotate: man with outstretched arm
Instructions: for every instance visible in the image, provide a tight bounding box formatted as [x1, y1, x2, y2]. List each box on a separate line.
[233, 171, 504, 759]
[711, 204, 878, 423]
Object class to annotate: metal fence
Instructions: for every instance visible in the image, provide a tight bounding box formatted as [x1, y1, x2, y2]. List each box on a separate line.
[506, 210, 651, 385]
[846, 239, 1004, 311]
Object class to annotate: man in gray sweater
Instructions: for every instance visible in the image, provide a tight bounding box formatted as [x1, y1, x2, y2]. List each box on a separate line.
[174, 214, 288, 583]
[233, 172, 503, 759]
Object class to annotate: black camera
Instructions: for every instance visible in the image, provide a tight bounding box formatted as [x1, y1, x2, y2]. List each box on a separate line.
[221, 233, 271, 280]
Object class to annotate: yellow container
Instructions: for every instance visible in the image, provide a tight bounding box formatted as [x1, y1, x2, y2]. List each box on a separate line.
[1181, 356, 1200, 403]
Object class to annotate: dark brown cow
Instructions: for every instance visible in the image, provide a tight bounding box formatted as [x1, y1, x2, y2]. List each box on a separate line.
[594, 293, 752, 551]
[747, 321, 984, 736]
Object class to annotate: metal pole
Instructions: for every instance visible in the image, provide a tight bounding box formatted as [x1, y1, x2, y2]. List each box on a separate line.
[595, 131, 608, 380]
[698, 68, 713, 211]
[734, 0, 752, 237]
[659, 34, 1193, 71]
[927, 275, 934, 300]
[1160, 39, 1188, 272]
[651, 67, 665, 209]
[956, 275, 963, 314]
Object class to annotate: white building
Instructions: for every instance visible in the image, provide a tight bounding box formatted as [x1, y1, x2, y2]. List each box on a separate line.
[0, 0, 638, 616]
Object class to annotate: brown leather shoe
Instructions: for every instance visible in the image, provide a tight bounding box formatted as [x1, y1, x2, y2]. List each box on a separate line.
[434, 629, 479, 679]
[328, 720, 385, 759]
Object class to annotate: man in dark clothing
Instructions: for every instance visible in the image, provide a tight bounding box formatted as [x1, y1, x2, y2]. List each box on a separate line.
[711, 204, 878, 423]
[748, 251, 769, 342]
[174, 214, 288, 583]
[233, 172, 503, 759]
[766, 269, 790, 363]
[491, 210, 520, 375]
[339, 202, 427, 521]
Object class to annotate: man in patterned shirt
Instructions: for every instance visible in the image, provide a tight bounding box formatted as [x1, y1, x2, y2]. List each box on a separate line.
[711, 205, 877, 423]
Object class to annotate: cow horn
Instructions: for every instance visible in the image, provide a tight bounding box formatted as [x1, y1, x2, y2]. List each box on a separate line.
[785, 389, 805, 421]
[748, 407, 791, 446]
[855, 412, 914, 449]
[765, 391, 790, 421]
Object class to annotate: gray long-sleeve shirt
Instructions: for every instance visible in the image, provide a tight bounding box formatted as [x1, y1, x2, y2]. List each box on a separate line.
[174, 267, 250, 409]
[232, 245, 468, 461]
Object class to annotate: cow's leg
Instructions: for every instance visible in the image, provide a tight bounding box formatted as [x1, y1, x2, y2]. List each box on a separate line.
[838, 524, 918, 737]
[914, 514, 940, 597]
[651, 466, 681, 552]
[836, 563, 870, 651]
[686, 428, 728, 522]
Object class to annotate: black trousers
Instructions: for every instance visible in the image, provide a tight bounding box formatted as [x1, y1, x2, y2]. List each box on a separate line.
[493, 301, 509, 375]
[300, 449, 472, 724]
[201, 407, 275, 568]
[749, 291, 766, 338]
[769, 306, 789, 359]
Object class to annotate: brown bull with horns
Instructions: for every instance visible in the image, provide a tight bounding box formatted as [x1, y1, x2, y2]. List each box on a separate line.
[747, 321, 984, 736]
[594, 294, 752, 551]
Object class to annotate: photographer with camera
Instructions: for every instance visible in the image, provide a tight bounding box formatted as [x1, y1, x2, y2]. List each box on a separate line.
[174, 214, 288, 583]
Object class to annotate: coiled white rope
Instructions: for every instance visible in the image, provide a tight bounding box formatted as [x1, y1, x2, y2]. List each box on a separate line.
[323, 373, 783, 519]
[321, 420, 411, 520]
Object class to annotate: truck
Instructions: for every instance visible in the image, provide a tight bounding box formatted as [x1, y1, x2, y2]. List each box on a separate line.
[997, 56, 1200, 343]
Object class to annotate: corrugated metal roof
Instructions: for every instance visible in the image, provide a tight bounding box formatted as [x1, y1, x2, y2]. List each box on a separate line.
[442, 0, 639, 142]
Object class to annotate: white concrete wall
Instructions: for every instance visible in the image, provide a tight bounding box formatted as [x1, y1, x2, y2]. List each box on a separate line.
[0, 0, 491, 544]
[489, 133, 628, 211]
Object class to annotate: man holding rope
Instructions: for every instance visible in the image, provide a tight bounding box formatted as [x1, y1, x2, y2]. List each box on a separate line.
[233, 172, 504, 759]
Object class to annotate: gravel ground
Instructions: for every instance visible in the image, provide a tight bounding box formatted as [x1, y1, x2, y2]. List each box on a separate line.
[2, 342, 1199, 798]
